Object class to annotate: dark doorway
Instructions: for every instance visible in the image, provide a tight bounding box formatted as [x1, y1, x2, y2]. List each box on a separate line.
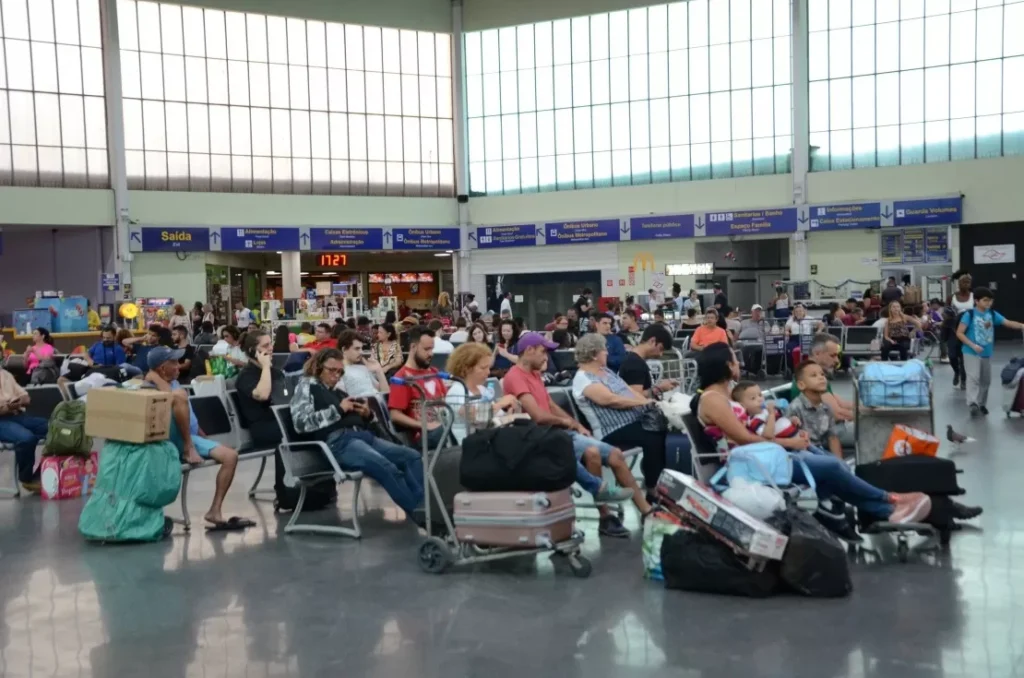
[486, 270, 600, 330]
[958, 222, 1024, 340]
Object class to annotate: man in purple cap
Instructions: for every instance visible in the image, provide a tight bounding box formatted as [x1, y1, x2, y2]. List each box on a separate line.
[503, 332, 651, 538]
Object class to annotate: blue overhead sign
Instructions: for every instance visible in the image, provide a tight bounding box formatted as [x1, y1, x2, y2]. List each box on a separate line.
[391, 227, 460, 250]
[808, 202, 882, 231]
[220, 227, 300, 251]
[546, 219, 621, 245]
[893, 197, 962, 226]
[309, 227, 383, 250]
[139, 227, 210, 252]
[101, 273, 119, 291]
[630, 214, 695, 240]
[705, 208, 797, 237]
[475, 224, 537, 249]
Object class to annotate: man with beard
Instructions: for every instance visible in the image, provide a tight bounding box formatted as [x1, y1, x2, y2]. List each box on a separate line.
[388, 326, 449, 448]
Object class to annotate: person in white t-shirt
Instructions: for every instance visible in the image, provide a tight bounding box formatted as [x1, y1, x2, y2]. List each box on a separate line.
[337, 330, 389, 398]
[448, 317, 469, 343]
[499, 292, 513, 317]
[234, 301, 254, 329]
[444, 343, 520, 443]
[428, 320, 455, 353]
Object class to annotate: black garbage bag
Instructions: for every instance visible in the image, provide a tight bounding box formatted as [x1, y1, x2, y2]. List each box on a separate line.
[660, 528, 780, 598]
[768, 508, 852, 598]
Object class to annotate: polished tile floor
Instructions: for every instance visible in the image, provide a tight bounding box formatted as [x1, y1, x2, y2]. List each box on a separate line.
[2, 349, 1024, 677]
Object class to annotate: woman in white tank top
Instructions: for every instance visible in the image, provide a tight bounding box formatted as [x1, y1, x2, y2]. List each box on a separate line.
[948, 273, 973, 387]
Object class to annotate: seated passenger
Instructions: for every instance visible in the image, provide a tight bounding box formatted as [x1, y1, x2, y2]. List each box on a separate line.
[373, 323, 404, 377]
[691, 342, 933, 527]
[571, 333, 669, 496]
[593, 313, 626, 372]
[681, 307, 703, 327]
[193, 321, 218, 346]
[24, 328, 56, 377]
[0, 367, 45, 492]
[492, 319, 520, 375]
[290, 348, 424, 516]
[211, 325, 248, 369]
[337, 330, 389, 398]
[504, 332, 651, 538]
[428, 320, 455, 354]
[144, 346, 248, 531]
[731, 380, 801, 442]
[690, 309, 729, 350]
[234, 330, 289, 449]
[87, 325, 142, 377]
[618, 323, 679, 403]
[388, 326, 449, 448]
[448, 318, 469, 344]
[443, 343, 522, 443]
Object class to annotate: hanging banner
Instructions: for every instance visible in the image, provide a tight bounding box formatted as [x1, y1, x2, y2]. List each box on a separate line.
[924, 228, 949, 263]
[545, 219, 621, 245]
[309, 228, 384, 251]
[220, 227, 301, 252]
[137, 227, 211, 252]
[704, 208, 798, 237]
[391, 227, 461, 250]
[629, 214, 695, 240]
[892, 197, 962, 226]
[476, 224, 538, 249]
[880, 232, 903, 264]
[807, 202, 882, 231]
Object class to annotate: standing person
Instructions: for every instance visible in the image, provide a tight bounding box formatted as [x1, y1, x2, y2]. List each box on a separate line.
[234, 300, 254, 330]
[880, 277, 903, 306]
[769, 285, 790, 319]
[948, 272, 974, 389]
[0, 367, 45, 492]
[647, 289, 658, 314]
[291, 348, 424, 517]
[202, 303, 217, 328]
[862, 288, 881, 321]
[671, 283, 683, 314]
[499, 291, 513, 318]
[190, 302, 205, 332]
[388, 326, 449, 447]
[169, 304, 192, 338]
[433, 292, 455, 323]
[461, 293, 479, 323]
[24, 328, 56, 378]
[957, 287, 1024, 417]
[712, 283, 728, 311]
[881, 301, 918, 361]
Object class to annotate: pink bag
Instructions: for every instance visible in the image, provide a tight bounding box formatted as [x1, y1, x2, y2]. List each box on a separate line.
[453, 489, 576, 547]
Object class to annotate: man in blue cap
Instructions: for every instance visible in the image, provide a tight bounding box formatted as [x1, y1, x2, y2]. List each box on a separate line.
[145, 346, 250, 531]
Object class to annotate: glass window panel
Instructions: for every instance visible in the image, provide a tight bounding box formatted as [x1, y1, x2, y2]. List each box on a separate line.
[925, 119, 950, 162]
[669, 96, 690, 145]
[142, 98, 166, 150]
[229, 105, 250, 155]
[553, 64, 572, 108]
[164, 101, 187, 152]
[502, 70, 520, 112]
[135, 2, 161, 52]
[321, 68, 344, 112]
[435, 32, 451, 76]
[486, 159, 503, 192]
[271, 107, 291, 155]
[852, 0, 874, 26]
[502, 113, 520, 157]
[901, 122, 924, 163]
[536, 66, 553, 109]
[519, 111, 537, 157]
[949, 62, 975, 119]
[11, 144, 37, 180]
[203, 9, 226, 60]
[949, 117, 974, 160]
[59, 93, 84, 146]
[437, 76, 452, 118]
[852, 75, 875, 128]
[286, 64, 308, 110]
[516, 25, 535, 69]
[207, 58, 228, 105]
[115, 0, 137, 50]
[305, 65, 326, 111]
[709, 91, 730, 142]
[876, 23, 899, 73]
[875, 71, 899, 125]
[184, 57, 208, 103]
[186, 103, 209, 152]
[329, 112, 348, 158]
[480, 28, 499, 72]
[536, 109, 555, 155]
[25, 43, 54, 95]
[28, 0, 54, 42]
[667, 3, 687, 50]
[829, 129, 853, 168]
[629, 54, 648, 100]
[34, 93, 60, 146]
[345, 25, 363, 70]
[949, 11, 975, 64]
[752, 87, 774, 136]
[5, 40, 32, 90]
[384, 114, 402, 160]
[326, 23, 345, 69]
[468, 161, 485, 192]
[609, 57, 629, 103]
[573, 107, 591, 153]
[924, 14, 949, 67]
[139, 52, 164, 100]
[188, 153, 209, 187]
[688, 2, 708, 47]
[731, 89, 752, 140]
[499, 26, 518, 71]
[731, 42, 751, 90]
[0, 1, 27, 40]
[709, 44, 730, 91]
[484, 114, 503, 158]
[1005, 58, 1024, 113]
[829, 28, 851, 79]
[156, 4, 182, 55]
[828, 0, 851, 29]
[631, 100, 650, 146]
[123, 98, 143, 149]
[829, 78, 852, 130]
[120, 50, 140, 98]
[292, 109, 312, 157]
[420, 116, 438, 162]
[62, 147, 87, 183]
[534, 21, 553, 67]
[285, 18, 307, 66]
[975, 6, 1002, 61]
[975, 59, 1001, 116]
[612, 149, 631, 184]
[608, 10, 628, 59]
[592, 104, 611, 151]
[77, 0, 100, 47]
[402, 116, 420, 161]
[591, 60, 609, 105]
[399, 29, 417, 74]
[37, 146, 61, 182]
[851, 25, 874, 76]
[808, 32, 828, 81]
[206, 105, 229, 154]
[537, 155, 555, 188]
[610, 101, 630, 149]
[852, 127, 875, 166]
[1006, 4, 1024, 58]
[629, 8, 648, 55]
[924, 66, 949, 121]
[381, 73, 400, 115]
[419, 75, 436, 117]
[400, 73, 418, 116]
[552, 19, 571, 65]
[251, 106, 271, 155]
[751, 0, 773, 39]
[483, 72, 500, 116]
[650, 51, 669, 100]
[382, 28, 401, 73]
[668, 50, 688, 96]
[690, 46, 709, 94]
[774, 84, 791, 135]
[690, 94, 711, 143]
[774, 0, 790, 36]
[346, 70, 365, 112]
[163, 54, 185, 102]
[80, 46, 103, 96]
[900, 18, 924, 71]
[518, 69, 536, 111]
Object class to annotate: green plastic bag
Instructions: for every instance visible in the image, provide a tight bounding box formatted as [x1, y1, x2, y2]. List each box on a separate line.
[207, 355, 238, 379]
[79, 439, 182, 543]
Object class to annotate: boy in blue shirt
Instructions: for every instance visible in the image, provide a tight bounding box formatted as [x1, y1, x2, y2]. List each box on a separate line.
[956, 287, 1024, 416]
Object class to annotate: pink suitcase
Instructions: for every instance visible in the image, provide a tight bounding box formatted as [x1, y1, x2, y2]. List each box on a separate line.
[453, 489, 577, 547]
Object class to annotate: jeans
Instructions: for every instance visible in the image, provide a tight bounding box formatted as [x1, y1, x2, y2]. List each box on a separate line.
[568, 431, 611, 495]
[603, 419, 666, 490]
[791, 450, 892, 518]
[881, 338, 910, 361]
[963, 354, 992, 407]
[327, 429, 424, 514]
[0, 414, 47, 482]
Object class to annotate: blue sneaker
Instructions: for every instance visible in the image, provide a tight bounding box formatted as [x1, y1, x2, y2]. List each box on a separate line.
[598, 515, 630, 538]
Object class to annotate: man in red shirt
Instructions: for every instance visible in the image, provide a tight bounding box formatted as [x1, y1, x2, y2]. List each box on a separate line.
[502, 332, 652, 537]
[304, 323, 338, 352]
[389, 326, 448, 447]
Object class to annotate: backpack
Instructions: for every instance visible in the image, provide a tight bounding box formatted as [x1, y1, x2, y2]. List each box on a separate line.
[459, 421, 576, 492]
[44, 400, 93, 457]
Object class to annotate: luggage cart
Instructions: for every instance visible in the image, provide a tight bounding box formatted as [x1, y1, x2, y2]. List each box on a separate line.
[852, 361, 939, 562]
[656, 347, 698, 394]
[761, 319, 789, 378]
[391, 372, 591, 577]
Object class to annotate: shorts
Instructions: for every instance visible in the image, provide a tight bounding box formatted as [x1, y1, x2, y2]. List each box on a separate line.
[169, 418, 221, 459]
[569, 431, 615, 463]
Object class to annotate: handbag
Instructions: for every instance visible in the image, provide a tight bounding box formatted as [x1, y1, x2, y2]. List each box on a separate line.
[711, 444, 819, 512]
[641, 404, 669, 432]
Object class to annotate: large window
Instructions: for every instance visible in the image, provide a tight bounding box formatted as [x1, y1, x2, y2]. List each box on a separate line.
[0, 0, 108, 188]
[118, 1, 455, 195]
[809, 0, 1024, 170]
[465, 0, 792, 195]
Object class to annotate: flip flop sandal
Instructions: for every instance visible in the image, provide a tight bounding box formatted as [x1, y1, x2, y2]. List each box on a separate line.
[205, 516, 256, 532]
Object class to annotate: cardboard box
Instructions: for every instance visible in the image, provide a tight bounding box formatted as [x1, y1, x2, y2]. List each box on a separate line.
[40, 452, 99, 500]
[656, 469, 789, 561]
[85, 387, 172, 443]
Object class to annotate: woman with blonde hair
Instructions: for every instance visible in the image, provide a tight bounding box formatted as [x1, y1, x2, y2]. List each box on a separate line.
[882, 300, 919, 361]
[444, 343, 519, 442]
[434, 291, 454, 321]
[169, 303, 192, 337]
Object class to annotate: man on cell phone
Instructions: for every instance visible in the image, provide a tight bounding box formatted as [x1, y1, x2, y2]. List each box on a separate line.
[337, 330, 390, 398]
[290, 348, 424, 517]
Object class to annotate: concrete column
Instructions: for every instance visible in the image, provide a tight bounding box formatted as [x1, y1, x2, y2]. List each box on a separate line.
[792, 232, 810, 281]
[452, 0, 472, 293]
[281, 252, 302, 300]
[99, 0, 131, 295]
[791, 0, 809, 206]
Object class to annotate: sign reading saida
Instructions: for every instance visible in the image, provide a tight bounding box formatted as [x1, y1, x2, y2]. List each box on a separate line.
[141, 227, 210, 252]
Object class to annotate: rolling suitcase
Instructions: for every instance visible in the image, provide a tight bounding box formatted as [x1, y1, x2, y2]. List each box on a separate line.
[855, 455, 963, 496]
[453, 488, 576, 547]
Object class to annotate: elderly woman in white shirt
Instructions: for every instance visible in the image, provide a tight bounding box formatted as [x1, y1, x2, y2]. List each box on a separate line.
[443, 343, 519, 443]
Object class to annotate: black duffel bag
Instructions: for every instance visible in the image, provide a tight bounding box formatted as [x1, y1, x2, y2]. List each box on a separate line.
[855, 455, 963, 496]
[459, 420, 576, 492]
[768, 507, 852, 598]
[660, 529, 781, 598]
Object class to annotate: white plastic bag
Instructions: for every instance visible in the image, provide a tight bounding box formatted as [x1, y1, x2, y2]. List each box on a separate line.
[722, 477, 785, 521]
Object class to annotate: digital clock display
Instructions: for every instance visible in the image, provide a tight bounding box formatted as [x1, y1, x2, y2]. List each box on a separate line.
[317, 253, 348, 267]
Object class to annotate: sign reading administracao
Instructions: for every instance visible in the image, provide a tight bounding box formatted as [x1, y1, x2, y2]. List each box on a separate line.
[546, 219, 621, 245]
[309, 227, 383, 250]
[140, 227, 210, 252]
[220, 227, 300, 251]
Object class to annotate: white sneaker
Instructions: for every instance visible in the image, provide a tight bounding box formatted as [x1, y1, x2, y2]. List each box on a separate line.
[889, 493, 932, 525]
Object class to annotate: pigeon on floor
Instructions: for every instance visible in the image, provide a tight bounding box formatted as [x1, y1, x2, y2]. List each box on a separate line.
[946, 424, 975, 452]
